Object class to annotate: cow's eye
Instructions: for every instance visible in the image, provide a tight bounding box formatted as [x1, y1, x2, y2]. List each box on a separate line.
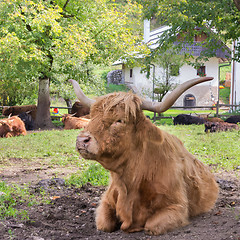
[116, 119, 124, 124]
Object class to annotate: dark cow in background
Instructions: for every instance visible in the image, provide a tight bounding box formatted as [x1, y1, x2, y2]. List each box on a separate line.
[3, 105, 37, 120]
[205, 121, 239, 133]
[70, 77, 218, 236]
[225, 115, 240, 124]
[173, 114, 206, 125]
[18, 112, 35, 130]
[71, 101, 90, 118]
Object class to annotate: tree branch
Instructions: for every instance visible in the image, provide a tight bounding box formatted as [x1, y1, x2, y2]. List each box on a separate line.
[233, 0, 240, 11]
[63, 0, 71, 10]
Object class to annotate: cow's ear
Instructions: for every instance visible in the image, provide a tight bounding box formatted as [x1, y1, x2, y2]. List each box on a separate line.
[136, 118, 164, 144]
[146, 124, 164, 144]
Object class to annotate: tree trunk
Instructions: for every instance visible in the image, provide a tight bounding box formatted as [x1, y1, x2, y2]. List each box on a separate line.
[64, 98, 72, 114]
[35, 78, 54, 129]
[233, 0, 240, 11]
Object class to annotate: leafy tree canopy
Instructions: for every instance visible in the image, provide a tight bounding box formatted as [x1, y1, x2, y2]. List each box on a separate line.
[138, 0, 240, 63]
[0, 0, 143, 105]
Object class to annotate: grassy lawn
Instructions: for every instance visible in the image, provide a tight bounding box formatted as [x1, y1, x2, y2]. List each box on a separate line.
[0, 124, 239, 176]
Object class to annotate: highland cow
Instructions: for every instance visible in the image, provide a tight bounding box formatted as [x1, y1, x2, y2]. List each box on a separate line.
[70, 77, 219, 235]
[173, 114, 206, 125]
[2, 105, 37, 120]
[62, 114, 90, 130]
[0, 121, 13, 138]
[0, 116, 27, 137]
[225, 115, 240, 124]
[71, 101, 90, 118]
[205, 121, 239, 133]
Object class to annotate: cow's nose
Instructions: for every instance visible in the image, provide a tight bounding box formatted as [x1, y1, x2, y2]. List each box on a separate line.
[83, 136, 91, 144]
[76, 135, 92, 150]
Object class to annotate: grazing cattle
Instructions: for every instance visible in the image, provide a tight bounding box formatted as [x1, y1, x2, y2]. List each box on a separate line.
[205, 121, 239, 133]
[0, 121, 13, 138]
[2, 105, 37, 120]
[0, 116, 27, 137]
[18, 112, 35, 130]
[62, 114, 90, 130]
[71, 101, 90, 118]
[173, 114, 206, 125]
[70, 77, 219, 235]
[225, 115, 240, 124]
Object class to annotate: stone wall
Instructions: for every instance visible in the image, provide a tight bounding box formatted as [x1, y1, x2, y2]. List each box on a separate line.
[107, 70, 123, 85]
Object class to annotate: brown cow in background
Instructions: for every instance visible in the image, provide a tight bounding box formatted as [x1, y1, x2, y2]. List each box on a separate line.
[0, 121, 13, 137]
[71, 101, 90, 118]
[2, 105, 37, 120]
[205, 121, 239, 133]
[62, 114, 90, 130]
[0, 116, 27, 137]
[70, 77, 219, 235]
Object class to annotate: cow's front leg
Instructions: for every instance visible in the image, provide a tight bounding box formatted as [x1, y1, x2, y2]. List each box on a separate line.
[144, 204, 189, 235]
[95, 198, 119, 232]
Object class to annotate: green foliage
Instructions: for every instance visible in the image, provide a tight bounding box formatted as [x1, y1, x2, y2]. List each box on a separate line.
[0, 0, 144, 105]
[139, 0, 240, 63]
[219, 63, 231, 83]
[67, 163, 110, 187]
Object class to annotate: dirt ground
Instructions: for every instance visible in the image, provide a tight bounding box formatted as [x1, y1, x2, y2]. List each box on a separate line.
[0, 160, 240, 240]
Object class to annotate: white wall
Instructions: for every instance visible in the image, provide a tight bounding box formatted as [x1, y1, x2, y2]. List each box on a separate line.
[123, 57, 219, 101]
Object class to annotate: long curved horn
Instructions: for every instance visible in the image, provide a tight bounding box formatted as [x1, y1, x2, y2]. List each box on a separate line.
[69, 79, 95, 108]
[141, 77, 213, 113]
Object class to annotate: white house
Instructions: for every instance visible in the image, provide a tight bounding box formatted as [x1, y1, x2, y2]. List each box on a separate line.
[113, 20, 230, 108]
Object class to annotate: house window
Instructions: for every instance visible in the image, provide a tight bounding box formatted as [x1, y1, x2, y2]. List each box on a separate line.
[184, 94, 196, 107]
[130, 69, 133, 78]
[197, 66, 206, 77]
[170, 65, 180, 76]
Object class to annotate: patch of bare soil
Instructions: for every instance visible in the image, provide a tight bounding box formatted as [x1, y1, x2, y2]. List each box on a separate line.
[0, 167, 239, 240]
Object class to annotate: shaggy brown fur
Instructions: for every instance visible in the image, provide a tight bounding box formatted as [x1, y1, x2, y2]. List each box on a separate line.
[0, 116, 27, 137]
[205, 117, 224, 122]
[3, 105, 37, 120]
[75, 92, 219, 235]
[62, 114, 90, 130]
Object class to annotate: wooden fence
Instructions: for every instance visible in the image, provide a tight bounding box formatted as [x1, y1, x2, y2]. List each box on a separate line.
[0, 103, 239, 122]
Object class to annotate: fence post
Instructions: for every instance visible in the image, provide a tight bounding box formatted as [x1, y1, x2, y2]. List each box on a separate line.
[216, 101, 219, 117]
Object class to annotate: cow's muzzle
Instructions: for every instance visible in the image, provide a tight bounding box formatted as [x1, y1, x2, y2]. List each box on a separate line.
[76, 131, 99, 160]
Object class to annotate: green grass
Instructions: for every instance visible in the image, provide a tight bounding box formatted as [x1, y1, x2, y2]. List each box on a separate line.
[0, 181, 48, 220]
[105, 83, 129, 93]
[0, 129, 81, 167]
[159, 125, 240, 170]
[67, 163, 109, 187]
[219, 87, 230, 104]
